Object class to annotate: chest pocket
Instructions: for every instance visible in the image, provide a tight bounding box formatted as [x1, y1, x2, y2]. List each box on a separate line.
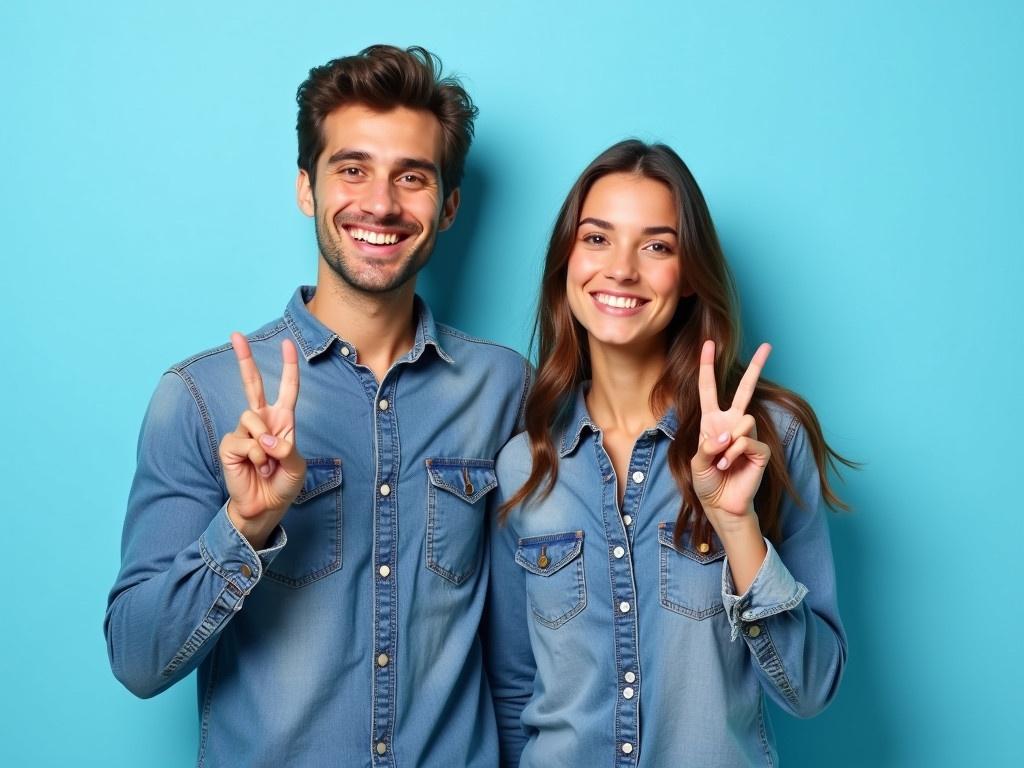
[264, 458, 342, 588]
[425, 458, 497, 585]
[658, 522, 726, 620]
[515, 531, 586, 629]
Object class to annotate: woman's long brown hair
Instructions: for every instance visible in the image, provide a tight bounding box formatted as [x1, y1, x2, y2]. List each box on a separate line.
[500, 140, 854, 546]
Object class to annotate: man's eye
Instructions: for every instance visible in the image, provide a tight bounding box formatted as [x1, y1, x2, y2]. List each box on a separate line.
[399, 174, 425, 185]
[340, 167, 364, 177]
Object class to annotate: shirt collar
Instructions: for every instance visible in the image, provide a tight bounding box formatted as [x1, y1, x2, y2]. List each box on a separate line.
[283, 286, 454, 365]
[558, 385, 678, 457]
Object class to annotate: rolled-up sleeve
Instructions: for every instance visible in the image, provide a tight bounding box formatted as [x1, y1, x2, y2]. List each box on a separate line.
[721, 418, 847, 718]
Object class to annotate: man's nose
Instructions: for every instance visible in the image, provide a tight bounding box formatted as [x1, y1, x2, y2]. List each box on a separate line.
[361, 178, 401, 219]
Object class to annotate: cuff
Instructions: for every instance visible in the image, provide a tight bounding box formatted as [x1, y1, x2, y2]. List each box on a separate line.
[721, 538, 808, 640]
[198, 505, 287, 610]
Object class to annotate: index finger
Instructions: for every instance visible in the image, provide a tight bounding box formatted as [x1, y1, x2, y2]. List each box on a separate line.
[697, 339, 720, 413]
[275, 339, 300, 411]
[731, 342, 771, 413]
[230, 332, 266, 410]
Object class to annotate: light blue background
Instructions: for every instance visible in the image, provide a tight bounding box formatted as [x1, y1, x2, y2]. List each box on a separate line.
[3, 1, 1021, 765]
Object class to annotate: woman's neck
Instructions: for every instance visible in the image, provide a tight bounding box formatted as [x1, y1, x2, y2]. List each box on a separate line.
[585, 340, 668, 438]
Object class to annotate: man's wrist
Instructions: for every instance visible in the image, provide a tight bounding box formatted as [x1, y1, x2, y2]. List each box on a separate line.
[226, 500, 276, 551]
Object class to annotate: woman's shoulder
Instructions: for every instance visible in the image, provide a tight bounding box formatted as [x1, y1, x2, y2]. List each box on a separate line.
[496, 431, 534, 484]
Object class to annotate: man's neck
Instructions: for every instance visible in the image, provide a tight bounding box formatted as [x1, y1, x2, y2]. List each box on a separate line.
[307, 269, 418, 383]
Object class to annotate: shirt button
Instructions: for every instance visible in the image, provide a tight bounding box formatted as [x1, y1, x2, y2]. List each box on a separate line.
[698, 542, 710, 553]
[632, 471, 645, 484]
[619, 601, 631, 613]
[747, 624, 762, 638]
[378, 565, 391, 578]
[377, 653, 389, 667]
[622, 742, 634, 755]
[380, 483, 391, 497]
[340, 346, 351, 357]
[378, 399, 389, 411]
[613, 546, 625, 559]
[375, 741, 387, 755]
[240, 564, 252, 579]
[624, 671, 636, 683]
[623, 515, 633, 526]
[623, 686, 635, 699]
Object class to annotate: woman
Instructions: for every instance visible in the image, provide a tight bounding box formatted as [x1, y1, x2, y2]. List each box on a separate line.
[486, 140, 850, 767]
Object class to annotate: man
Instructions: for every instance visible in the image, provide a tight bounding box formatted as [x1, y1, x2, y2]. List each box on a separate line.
[105, 45, 530, 767]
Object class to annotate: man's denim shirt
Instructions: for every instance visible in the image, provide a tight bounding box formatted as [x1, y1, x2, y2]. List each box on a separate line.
[486, 389, 846, 767]
[105, 287, 530, 768]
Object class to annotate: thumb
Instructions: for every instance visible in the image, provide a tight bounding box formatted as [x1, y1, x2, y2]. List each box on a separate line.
[691, 431, 731, 474]
[258, 433, 306, 477]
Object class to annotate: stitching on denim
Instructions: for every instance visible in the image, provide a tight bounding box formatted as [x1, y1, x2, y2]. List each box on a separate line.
[196, 643, 219, 767]
[161, 585, 234, 677]
[752, 626, 799, 710]
[781, 413, 799, 448]
[171, 368, 223, 477]
[263, 481, 343, 588]
[756, 693, 774, 767]
[658, 541, 727, 620]
[743, 583, 809, 621]
[529, 557, 587, 629]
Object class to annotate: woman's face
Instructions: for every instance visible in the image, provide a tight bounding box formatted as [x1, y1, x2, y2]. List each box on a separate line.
[566, 172, 686, 353]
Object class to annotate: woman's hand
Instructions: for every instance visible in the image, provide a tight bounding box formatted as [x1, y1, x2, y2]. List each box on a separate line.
[690, 339, 772, 540]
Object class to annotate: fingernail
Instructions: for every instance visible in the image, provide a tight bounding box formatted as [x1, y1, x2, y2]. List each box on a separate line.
[717, 457, 729, 470]
[718, 432, 730, 443]
[259, 463, 272, 477]
[260, 434, 277, 448]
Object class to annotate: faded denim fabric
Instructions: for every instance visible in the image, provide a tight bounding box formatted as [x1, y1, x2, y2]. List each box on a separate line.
[487, 389, 846, 768]
[106, 287, 530, 768]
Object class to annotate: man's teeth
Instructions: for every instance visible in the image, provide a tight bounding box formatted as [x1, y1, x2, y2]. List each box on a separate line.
[349, 228, 400, 245]
[595, 293, 641, 309]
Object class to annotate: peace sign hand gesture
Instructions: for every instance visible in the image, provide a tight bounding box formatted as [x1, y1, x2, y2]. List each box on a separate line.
[219, 333, 306, 549]
[690, 340, 772, 540]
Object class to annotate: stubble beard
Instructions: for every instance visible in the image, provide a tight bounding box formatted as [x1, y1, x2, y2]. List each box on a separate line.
[315, 209, 435, 296]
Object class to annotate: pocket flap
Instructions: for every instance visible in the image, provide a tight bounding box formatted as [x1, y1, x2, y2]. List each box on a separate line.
[658, 522, 724, 564]
[425, 458, 497, 503]
[294, 458, 342, 504]
[516, 531, 584, 576]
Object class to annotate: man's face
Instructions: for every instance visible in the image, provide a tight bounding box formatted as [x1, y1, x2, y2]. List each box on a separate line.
[297, 104, 459, 294]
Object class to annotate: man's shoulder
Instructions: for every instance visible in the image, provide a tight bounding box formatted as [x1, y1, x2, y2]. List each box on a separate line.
[434, 323, 528, 369]
[167, 317, 290, 379]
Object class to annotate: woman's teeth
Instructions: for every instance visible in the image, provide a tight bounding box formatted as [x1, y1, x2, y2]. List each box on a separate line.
[349, 228, 400, 245]
[595, 293, 642, 309]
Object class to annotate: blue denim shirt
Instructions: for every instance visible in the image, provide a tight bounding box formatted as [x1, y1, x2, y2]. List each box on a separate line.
[106, 286, 530, 768]
[486, 389, 846, 767]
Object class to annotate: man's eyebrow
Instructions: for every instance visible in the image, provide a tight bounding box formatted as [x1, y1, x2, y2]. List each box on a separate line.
[577, 217, 678, 237]
[395, 157, 440, 177]
[324, 149, 372, 166]
[323, 150, 439, 179]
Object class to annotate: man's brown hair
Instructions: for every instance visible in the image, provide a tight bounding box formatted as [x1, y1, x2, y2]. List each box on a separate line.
[296, 45, 478, 195]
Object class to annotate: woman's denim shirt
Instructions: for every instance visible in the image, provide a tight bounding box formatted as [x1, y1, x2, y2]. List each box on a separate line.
[486, 389, 846, 767]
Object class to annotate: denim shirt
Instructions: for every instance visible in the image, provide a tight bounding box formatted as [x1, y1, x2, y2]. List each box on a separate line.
[105, 287, 530, 768]
[486, 389, 846, 768]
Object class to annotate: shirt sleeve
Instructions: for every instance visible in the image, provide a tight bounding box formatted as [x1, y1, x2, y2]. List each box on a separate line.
[482, 462, 535, 767]
[720, 418, 847, 718]
[104, 371, 285, 699]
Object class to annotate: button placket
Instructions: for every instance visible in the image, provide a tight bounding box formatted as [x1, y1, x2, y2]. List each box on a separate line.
[371, 376, 398, 767]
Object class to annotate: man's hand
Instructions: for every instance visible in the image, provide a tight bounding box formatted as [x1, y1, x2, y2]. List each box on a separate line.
[219, 333, 306, 549]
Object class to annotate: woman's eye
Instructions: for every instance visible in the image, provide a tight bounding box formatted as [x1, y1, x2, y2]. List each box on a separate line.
[646, 241, 674, 254]
[583, 233, 608, 245]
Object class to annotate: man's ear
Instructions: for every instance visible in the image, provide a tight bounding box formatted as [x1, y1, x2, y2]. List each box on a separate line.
[296, 170, 315, 217]
[438, 187, 460, 231]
